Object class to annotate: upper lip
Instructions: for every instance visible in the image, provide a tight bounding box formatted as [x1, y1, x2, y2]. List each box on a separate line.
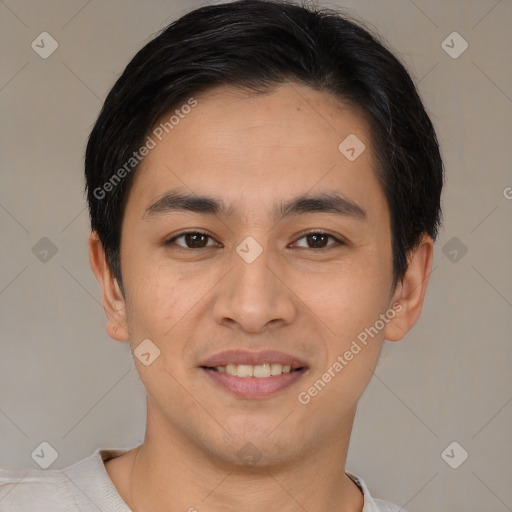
[200, 349, 308, 369]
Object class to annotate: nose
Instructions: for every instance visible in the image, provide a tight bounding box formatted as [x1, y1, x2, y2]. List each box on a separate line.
[212, 242, 297, 334]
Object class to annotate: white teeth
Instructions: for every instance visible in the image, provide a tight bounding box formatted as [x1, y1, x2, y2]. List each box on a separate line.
[236, 364, 253, 378]
[270, 363, 283, 376]
[215, 363, 295, 378]
[253, 364, 271, 378]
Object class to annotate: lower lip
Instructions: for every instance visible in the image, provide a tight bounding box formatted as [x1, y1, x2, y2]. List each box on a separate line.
[202, 368, 307, 398]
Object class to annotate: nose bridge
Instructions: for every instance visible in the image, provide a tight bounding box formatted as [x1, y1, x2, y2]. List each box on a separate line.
[236, 241, 274, 293]
[213, 237, 295, 332]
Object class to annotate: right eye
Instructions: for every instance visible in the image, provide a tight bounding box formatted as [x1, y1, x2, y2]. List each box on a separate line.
[163, 231, 220, 249]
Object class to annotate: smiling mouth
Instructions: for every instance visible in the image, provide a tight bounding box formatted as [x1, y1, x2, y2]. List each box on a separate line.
[203, 363, 305, 378]
[201, 363, 308, 398]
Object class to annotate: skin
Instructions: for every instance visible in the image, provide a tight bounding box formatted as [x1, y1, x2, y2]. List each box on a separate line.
[89, 82, 433, 511]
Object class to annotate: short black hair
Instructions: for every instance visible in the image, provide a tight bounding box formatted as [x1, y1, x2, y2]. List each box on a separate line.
[85, 0, 444, 294]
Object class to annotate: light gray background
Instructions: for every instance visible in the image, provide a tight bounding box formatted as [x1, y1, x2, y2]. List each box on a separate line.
[1, 0, 511, 510]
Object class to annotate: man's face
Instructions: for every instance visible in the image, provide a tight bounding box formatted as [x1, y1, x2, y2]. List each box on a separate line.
[118, 83, 398, 466]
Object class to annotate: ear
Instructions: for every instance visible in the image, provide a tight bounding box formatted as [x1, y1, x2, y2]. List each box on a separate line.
[88, 231, 130, 342]
[384, 234, 434, 342]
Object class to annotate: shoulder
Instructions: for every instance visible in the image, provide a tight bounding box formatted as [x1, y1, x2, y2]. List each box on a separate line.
[0, 448, 131, 512]
[372, 499, 407, 512]
[0, 466, 79, 512]
[346, 471, 408, 512]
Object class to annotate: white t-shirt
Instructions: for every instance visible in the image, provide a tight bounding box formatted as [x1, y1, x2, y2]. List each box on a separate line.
[0, 449, 406, 511]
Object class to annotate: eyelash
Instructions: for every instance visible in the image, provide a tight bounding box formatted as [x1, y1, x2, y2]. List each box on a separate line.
[163, 230, 346, 251]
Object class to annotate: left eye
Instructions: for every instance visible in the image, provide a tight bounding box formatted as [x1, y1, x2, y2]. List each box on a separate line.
[293, 232, 342, 249]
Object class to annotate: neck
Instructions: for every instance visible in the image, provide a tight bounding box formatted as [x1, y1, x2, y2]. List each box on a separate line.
[110, 399, 364, 512]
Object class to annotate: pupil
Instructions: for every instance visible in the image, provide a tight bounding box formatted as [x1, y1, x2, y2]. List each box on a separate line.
[187, 233, 207, 248]
[307, 234, 327, 248]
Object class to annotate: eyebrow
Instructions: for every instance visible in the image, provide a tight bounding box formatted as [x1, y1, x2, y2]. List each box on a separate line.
[143, 189, 367, 221]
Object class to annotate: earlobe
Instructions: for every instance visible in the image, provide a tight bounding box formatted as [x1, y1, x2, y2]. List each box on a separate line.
[384, 235, 434, 342]
[88, 231, 130, 342]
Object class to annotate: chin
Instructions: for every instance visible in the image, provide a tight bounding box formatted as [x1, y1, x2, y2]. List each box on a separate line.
[196, 424, 305, 471]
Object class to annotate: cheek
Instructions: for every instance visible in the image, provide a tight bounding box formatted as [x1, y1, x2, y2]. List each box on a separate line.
[122, 256, 183, 341]
[296, 266, 388, 425]
[299, 255, 391, 407]
[122, 255, 220, 368]
[304, 255, 390, 336]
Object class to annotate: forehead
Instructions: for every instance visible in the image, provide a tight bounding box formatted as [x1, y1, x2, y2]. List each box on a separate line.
[126, 82, 387, 223]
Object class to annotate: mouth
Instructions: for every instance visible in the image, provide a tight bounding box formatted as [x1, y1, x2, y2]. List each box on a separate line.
[199, 349, 309, 398]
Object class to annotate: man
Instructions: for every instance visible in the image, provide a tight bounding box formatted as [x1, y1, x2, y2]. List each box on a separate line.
[0, 1, 443, 510]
